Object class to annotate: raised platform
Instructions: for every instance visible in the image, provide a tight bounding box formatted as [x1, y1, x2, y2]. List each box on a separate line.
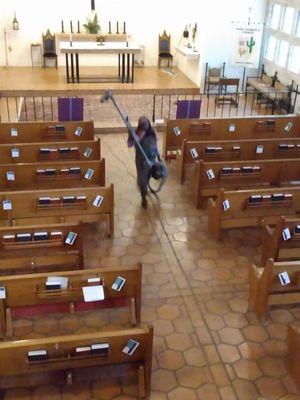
[0, 66, 199, 96]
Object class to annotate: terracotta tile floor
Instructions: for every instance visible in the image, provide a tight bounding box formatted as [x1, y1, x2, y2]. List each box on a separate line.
[3, 133, 300, 400]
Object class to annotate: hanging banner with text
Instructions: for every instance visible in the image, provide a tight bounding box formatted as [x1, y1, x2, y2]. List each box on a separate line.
[230, 23, 263, 68]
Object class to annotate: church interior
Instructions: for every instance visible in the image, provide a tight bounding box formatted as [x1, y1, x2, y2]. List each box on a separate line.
[0, 0, 300, 399]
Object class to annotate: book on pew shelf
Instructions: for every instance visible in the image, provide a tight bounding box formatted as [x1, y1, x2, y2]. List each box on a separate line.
[285, 121, 293, 132]
[70, 147, 78, 151]
[112, 276, 126, 292]
[91, 343, 109, 355]
[6, 171, 15, 181]
[69, 167, 81, 175]
[82, 285, 105, 302]
[205, 147, 217, 153]
[74, 126, 83, 136]
[45, 281, 61, 290]
[256, 145, 264, 154]
[55, 125, 65, 132]
[232, 146, 240, 151]
[2, 200, 12, 211]
[122, 339, 139, 356]
[46, 276, 68, 290]
[295, 226, 300, 234]
[84, 168, 94, 180]
[271, 194, 284, 201]
[3, 234, 15, 243]
[190, 148, 198, 159]
[221, 167, 233, 174]
[278, 144, 288, 150]
[267, 119, 275, 126]
[59, 168, 69, 175]
[93, 195, 103, 208]
[297, 144, 300, 148]
[65, 232, 77, 245]
[215, 147, 222, 152]
[58, 147, 70, 154]
[76, 196, 87, 203]
[62, 196, 76, 204]
[173, 126, 181, 136]
[278, 271, 290, 286]
[0, 287, 6, 299]
[11, 148, 19, 158]
[38, 197, 51, 205]
[228, 123, 236, 132]
[39, 148, 50, 154]
[222, 199, 230, 211]
[262, 195, 271, 201]
[284, 194, 293, 200]
[16, 233, 32, 242]
[50, 197, 60, 204]
[27, 350, 48, 362]
[287, 144, 295, 148]
[83, 147, 92, 158]
[50, 231, 63, 240]
[242, 166, 253, 173]
[36, 169, 45, 176]
[87, 277, 101, 284]
[34, 232, 48, 241]
[282, 228, 291, 241]
[252, 166, 261, 172]
[75, 346, 91, 356]
[232, 167, 241, 173]
[249, 195, 262, 203]
[10, 128, 18, 137]
[45, 169, 56, 176]
[49, 148, 58, 153]
[206, 169, 215, 180]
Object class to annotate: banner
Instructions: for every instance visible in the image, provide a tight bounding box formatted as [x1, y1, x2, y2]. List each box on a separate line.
[230, 23, 263, 68]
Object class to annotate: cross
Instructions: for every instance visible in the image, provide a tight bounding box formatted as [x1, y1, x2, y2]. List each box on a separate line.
[248, 6, 252, 25]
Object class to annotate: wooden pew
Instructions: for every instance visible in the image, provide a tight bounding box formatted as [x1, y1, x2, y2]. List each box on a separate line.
[191, 158, 300, 208]
[208, 187, 300, 240]
[163, 115, 300, 159]
[178, 137, 300, 183]
[0, 121, 94, 143]
[288, 323, 300, 391]
[0, 222, 84, 275]
[0, 139, 101, 164]
[0, 185, 114, 236]
[0, 263, 142, 338]
[0, 325, 153, 398]
[261, 216, 300, 265]
[249, 259, 300, 320]
[0, 159, 105, 190]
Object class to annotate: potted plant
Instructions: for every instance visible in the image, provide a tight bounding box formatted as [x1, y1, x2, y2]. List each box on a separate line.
[84, 13, 100, 34]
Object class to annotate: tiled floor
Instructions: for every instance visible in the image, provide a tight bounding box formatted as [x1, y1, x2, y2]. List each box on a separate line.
[3, 133, 300, 400]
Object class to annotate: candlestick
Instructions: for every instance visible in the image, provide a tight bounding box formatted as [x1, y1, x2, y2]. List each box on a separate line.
[116, 21, 119, 34]
[70, 20, 73, 33]
[77, 20, 80, 33]
[109, 21, 111, 34]
[123, 21, 126, 34]
[61, 20, 64, 33]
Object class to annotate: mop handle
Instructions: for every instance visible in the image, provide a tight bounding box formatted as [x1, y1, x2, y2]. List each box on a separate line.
[108, 93, 154, 168]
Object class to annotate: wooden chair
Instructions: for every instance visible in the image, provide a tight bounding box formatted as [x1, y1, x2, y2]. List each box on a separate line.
[249, 259, 300, 320]
[288, 323, 300, 391]
[261, 216, 300, 265]
[207, 187, 300, 240]
[0, 139, 101, 164]
[42, 29, 57, 68]
[158, 30, 173, 69]
[0, 222, 84, 275]
[215, 78, 239, 108]
[0, 263, 142, 338]
[0, 325, 153, 398]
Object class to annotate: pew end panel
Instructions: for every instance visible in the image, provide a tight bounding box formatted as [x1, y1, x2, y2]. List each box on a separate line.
[288, 323, 300, 391]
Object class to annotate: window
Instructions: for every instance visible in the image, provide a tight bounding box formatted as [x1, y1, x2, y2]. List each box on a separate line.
[270, 4, 282, 29]
[265, 36, 277, 61]
[288, 46, 300, 73]
[276, 40, 289, 67]
[295, 11, 300, 37]
[281, 7, 295, 34]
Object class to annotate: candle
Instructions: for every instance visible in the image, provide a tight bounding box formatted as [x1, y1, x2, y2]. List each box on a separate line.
[70, 20, 73, 33]
[116, 21, 119, 34]
[91, 0, 95, 11]
[70, 32, 72, 47]
[123, 21, 126, 34]
[61, 20, 64, 33]
[109, 21, 111, 34]
[77, 20, 80, 33]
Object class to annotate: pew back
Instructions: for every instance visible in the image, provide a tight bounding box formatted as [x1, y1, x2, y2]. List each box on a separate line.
[0, 121, 94, 143]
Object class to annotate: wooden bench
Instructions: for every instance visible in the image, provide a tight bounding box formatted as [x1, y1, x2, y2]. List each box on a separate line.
[208, 187, 300, 240]
[0, 121, 94, 143]
[0, 139, 101, 164]
[163, 115, 300, 159]
[0, 159, 105, 191]
[261, 216, 300, 265]
[249, 259, 300, 320]
[0, 263, 142, 338]
[0, 325, 153, 398]
[0, 185, 114, 235]
[0, 222, 84, 275]
[191, 158, 300, 208]
[288, 323, 300, 391]
[177, 137, 300, 183]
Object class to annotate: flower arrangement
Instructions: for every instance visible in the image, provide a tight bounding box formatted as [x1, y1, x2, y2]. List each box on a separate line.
[84, 13, 100, 34]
